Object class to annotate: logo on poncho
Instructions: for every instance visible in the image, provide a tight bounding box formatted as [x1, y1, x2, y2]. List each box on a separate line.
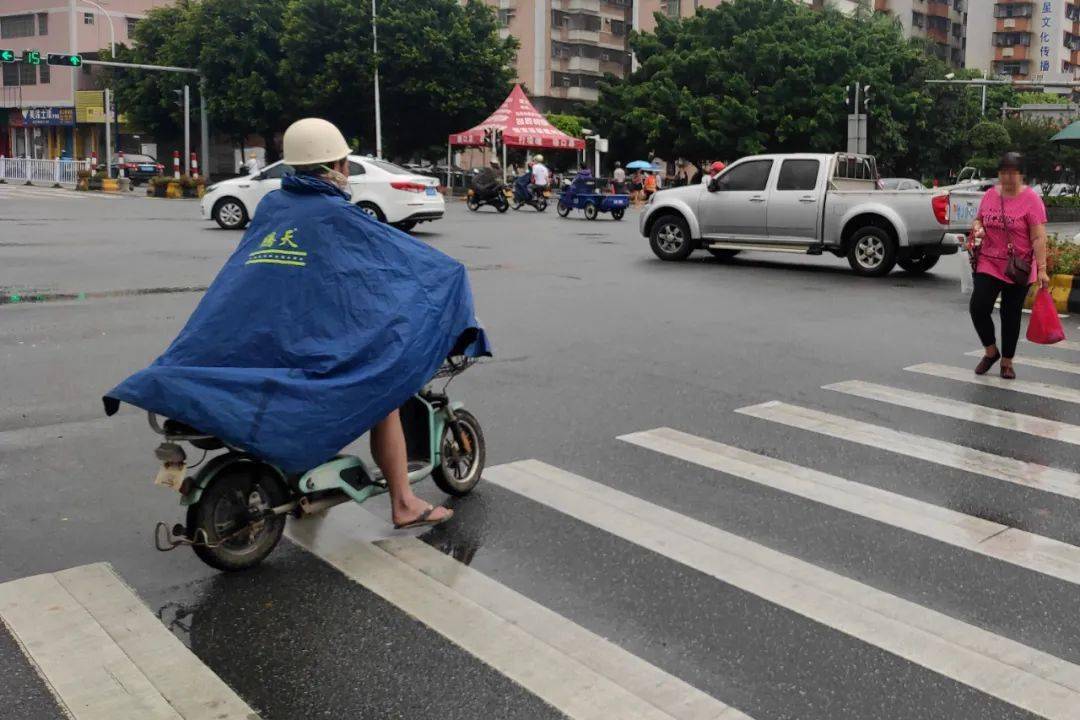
[246, 228, 305, 268]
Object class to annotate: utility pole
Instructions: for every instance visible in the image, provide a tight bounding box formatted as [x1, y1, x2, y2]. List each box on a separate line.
[372, 0, 383, 159]
[845, 82, 870, 155]
[200, 79, 210, 177]
[104, 88, 111, 176]
[183, 84, 190, 175]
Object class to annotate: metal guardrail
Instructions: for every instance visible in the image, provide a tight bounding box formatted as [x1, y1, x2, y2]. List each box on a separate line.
[0, 157, 93, 186]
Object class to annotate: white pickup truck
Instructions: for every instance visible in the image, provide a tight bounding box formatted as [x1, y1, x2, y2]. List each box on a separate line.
[639, 152, 966, 276]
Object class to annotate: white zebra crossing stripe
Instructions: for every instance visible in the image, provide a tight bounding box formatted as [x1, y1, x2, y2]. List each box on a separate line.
[824, 380, 1080, 446]
[1025, 339, 1080, 352]
[737, 401, 1080, 501]
[619, 427, 1080, 587]
[0, 187, 123, 200]
[285, 506, 713, 720]
[486, 460, 1080, 720]
[966, 350, 1080, 376]
[0, 563, 258, 720]
[376, 536, 752, 720]
[907, 363, 1080, 405]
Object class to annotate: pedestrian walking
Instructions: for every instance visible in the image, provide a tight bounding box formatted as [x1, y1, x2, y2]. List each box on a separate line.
[612, 162, 626, 193]
[967, 152, 1051, 380]
[630, 169, 645, 205]
[643, 170, 658, 199]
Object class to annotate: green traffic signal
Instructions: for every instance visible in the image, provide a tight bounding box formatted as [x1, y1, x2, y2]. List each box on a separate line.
[25, 50, 41, 65]
[47, 53, 82, 67]
[0, 50, 14, 63]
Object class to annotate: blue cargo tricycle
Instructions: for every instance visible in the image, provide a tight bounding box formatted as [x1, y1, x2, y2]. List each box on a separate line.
[556, 177, 630, 221]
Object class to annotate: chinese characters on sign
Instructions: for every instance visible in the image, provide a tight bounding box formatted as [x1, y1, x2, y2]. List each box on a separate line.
[1040, 1, 1053, 74]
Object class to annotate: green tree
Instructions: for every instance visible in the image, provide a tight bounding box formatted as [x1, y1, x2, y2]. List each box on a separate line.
[589, 0, 934, 171]
[280, 0, 517, 159]
[965, 120, 1011, 177]
[545, 113, 587, 138]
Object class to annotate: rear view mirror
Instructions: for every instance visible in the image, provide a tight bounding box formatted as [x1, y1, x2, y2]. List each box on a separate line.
[708, 177, 721, 192]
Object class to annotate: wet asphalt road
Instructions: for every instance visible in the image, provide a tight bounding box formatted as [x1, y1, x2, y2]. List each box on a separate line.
[1, 185, 1078, 720]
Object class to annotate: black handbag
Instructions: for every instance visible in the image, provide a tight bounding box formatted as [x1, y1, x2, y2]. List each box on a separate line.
[1000, 192, 1032, 285]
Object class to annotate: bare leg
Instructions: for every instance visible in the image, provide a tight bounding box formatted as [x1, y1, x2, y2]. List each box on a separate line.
[371, 410, 452, 527]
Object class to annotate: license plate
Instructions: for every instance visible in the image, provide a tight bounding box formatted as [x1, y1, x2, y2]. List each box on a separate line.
[154, 462, 186, 491]
[425, 187, 437, 196]
[139, 165, 156, 172]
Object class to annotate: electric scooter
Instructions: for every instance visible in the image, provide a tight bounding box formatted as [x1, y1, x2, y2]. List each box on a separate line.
[511, 173, 547, 212]
[150, 359, 484, 571]
[466, 181, 510, 213]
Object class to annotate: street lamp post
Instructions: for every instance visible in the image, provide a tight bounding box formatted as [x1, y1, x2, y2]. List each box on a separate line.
[372, 0, 383, 159]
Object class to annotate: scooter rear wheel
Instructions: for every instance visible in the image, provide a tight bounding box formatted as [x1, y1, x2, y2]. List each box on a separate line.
[190, 467, 286, 571]
[432, 409, 485, 497]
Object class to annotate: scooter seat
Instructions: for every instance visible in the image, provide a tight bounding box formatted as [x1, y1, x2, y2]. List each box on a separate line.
[163, 418, 225, 450]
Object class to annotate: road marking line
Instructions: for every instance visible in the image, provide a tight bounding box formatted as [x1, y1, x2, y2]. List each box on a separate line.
[486, 460, 1080, 720]
[737, 401, 1080, 501]
[377, 537, 751, 720]
[907, 363, 1080, 405]
[1024, 339, 1080, 352]
[620, 427, 1080, 587]
[285, 509, 696, 720]
[824, 380, 1080, 446]
[0, 562, 259, 719]
[966, 350, 1080, 376]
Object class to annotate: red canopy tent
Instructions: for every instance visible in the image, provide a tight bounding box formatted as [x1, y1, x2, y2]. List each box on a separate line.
[447, 84, 585, 184]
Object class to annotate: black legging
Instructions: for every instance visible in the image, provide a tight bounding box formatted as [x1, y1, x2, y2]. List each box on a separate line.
[969, 272, 1030, 358]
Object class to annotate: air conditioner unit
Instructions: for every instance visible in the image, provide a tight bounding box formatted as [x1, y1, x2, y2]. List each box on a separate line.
[1002, 47, 1014, 57]
[1004, 18, 1015, 28]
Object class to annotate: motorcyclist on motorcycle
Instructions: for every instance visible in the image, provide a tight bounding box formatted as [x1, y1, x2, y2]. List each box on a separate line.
[472, 159, 502, 201]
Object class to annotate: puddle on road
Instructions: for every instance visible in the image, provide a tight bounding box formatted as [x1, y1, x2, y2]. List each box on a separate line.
[0, 285, 209, 305]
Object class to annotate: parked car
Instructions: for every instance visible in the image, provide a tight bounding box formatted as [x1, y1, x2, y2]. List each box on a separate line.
[640, 152, 965, 276]
[98, 154, 164, 185]
[880, 177, 924, 191]
[201, 155, 445, 231]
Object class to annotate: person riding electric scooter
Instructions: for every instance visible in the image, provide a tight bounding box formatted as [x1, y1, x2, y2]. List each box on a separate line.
[104, 118, 491, 570]
[511, 169, 547, 211]
[467, 159, 509, 212]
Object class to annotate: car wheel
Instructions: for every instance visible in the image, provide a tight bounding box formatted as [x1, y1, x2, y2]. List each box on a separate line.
[847, 226, 897, 277]
[358, 201, 386, 223]
[649, 214, 693, 261]
[556, 201, 570, 217]
[611, 208, 625, 220]
[897, 253, 941, 274]
[213, 198, 248, 230]
[706, 248, 741, 260]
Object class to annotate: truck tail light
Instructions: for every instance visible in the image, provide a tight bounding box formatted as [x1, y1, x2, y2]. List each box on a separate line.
[390, 181, 427, 193]
[932, 194, 949, 225]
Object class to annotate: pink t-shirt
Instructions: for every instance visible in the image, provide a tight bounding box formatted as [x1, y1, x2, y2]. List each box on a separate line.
[975, 186, 1045, 285]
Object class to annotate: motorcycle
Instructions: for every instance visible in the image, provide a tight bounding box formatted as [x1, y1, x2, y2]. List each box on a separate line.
[511, 173, 547, 212]
[466, 181, 509, 213]
[150, 358, 485, 571]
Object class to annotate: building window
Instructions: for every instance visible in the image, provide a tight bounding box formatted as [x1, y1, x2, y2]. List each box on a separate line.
[610, 19, 626, 36]
[662, 0, 681, 18]
[994, 31, 1031, 46]
[126, 17, 139, 36]
[497, 8, 513, 26]
[84, 12, 94, 25]
[19, 62, 36, 85]
[1069, 4, 1080, 21]
[911, 11, 924, 28]
[39, 61, 49, 84]
[37, 12, 48, 35]
[2, 63, 18, 86]
[994, 60, 1030, 75]
[1, 14, 36, 38]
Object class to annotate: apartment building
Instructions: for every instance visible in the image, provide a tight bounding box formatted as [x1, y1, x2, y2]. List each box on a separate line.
[970, 1, 1080, 83]
[0, 0, 171, 159]
[873, 0, 968, 68]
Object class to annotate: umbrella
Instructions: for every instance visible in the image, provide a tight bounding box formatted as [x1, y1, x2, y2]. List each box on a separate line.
[626, 160, 652, 170]
[1051, 121, 1080, 143]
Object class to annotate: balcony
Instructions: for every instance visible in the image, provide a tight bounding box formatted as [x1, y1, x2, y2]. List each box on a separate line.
[567, 56, 600, 72]
[927, 27, 949, 44]
[564, 0, 600, 12]
[995, 45, 1029, 60]
[567, 86, 599, 101]
[997, 16, 1031, 31]
[567, 27, 601, 42]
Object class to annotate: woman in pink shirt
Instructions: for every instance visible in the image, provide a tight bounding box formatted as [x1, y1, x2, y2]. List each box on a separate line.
[968, 152, 1051, 379]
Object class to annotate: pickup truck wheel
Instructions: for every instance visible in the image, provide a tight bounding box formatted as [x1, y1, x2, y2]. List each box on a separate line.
[847, 226, 897, 277]
[897, 253, 941, 274]
[649, 215, 693, 261]
[706, 249, 741, 260]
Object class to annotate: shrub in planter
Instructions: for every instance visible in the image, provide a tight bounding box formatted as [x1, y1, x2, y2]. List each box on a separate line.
[1047, 234, 1080, 277]
[76, 168, 91, 191]
[88, 171, 106, 191]
[149, 176, 171, 197]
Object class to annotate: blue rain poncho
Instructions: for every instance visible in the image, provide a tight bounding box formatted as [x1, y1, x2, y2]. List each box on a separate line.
[104, 174, 490, 472]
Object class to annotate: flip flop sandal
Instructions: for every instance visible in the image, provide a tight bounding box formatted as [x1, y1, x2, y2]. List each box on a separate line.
[974, 352, 1001, 376]
[394, 505, 453, 530]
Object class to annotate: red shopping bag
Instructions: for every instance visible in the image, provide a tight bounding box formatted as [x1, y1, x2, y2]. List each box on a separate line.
[1027, 289, 1066, 345]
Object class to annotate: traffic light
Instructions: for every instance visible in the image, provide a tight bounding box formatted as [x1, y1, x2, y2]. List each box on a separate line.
[0, 50, 14, 63]
[25, 49, 41, 65]
[47, 53, 82, 67]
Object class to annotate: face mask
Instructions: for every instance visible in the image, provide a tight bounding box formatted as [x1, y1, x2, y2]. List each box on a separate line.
[323, 166, 349, 192]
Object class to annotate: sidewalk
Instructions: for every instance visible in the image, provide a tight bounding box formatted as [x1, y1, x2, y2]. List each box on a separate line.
[1048, 222, 1080, 241]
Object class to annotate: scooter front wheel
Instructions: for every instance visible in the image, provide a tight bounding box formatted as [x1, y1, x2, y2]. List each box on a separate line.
[190, 467, 286, 572]
[432, 409, 486, 497]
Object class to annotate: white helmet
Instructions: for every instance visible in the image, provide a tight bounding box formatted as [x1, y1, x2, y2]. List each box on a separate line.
[533, 154, 544, 162]
[283, 118, 351, 166]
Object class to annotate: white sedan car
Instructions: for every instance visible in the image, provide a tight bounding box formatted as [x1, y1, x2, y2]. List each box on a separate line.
[201, 155, 445, 231]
